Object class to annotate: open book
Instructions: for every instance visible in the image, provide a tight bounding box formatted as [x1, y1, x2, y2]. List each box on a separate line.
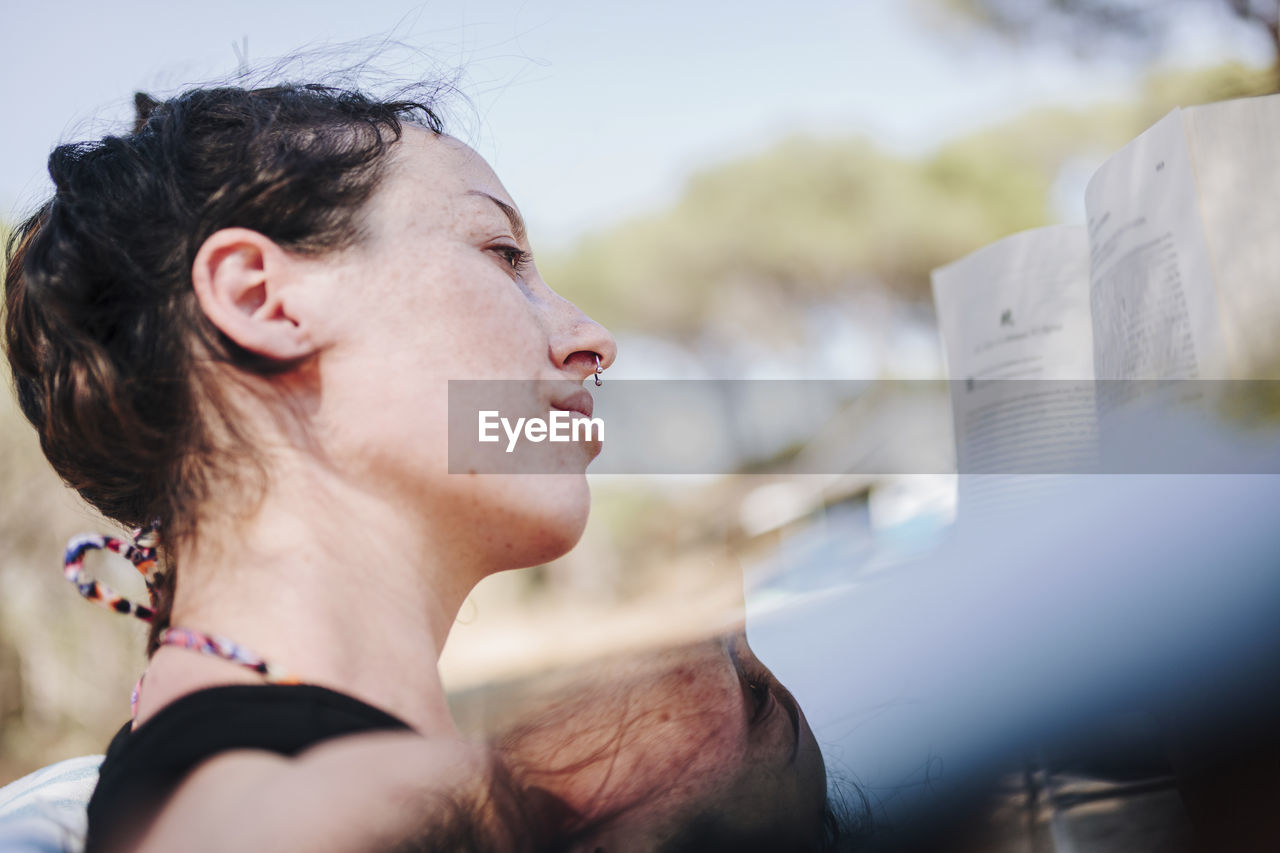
[930, 94, 1280, 491]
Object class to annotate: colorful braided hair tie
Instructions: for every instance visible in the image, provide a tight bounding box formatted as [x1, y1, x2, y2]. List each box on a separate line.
[64, 521, 299, 718]
[155, 626, 298, 684]
[126, 628, 299, 719]
[62, 521, 164, 622]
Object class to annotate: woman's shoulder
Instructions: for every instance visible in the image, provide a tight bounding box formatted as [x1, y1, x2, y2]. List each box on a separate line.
[131, 729, 489, 853]
[87, 684, 419, 852]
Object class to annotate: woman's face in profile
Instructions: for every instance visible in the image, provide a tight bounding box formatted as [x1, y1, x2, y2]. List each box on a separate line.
[307, 128, 616, 569]
[507, 634, 829, 851]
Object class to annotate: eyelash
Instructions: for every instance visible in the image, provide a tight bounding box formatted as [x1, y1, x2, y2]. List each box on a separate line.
[748, 679, 773, 721]
[743, 667, 775, 723]
[728, 638, 776, 724]
[492, 245, 533, 275]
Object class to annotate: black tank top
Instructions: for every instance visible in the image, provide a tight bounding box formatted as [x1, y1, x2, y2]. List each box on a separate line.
[85, 684, 412, 851]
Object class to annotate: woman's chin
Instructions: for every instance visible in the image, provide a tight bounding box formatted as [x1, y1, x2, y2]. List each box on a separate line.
[476, 472, 592, 570]
[520, 475, 593, 565]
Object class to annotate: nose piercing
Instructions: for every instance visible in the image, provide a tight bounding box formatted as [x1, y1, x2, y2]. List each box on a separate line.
[594, 354, 604, 387]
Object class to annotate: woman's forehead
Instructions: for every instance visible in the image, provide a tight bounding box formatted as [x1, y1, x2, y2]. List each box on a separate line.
[388, 128, 516, 210]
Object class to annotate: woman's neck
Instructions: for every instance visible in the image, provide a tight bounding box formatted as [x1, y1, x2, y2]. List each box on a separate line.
[134, 469, 480, 736]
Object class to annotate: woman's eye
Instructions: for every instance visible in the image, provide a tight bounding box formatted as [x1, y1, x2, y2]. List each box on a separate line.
[492, 245, 532, 275]
[747, 678, 773, 722]
[728, 637, 776, 725]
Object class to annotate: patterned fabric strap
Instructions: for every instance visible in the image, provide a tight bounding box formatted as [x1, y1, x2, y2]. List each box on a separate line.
[129, 627, 298, 719]
[62, 523, 163, 622]
[155, 626, 298, 684]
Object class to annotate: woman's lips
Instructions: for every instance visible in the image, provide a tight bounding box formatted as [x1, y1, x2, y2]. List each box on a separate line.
[552, 388, 594, 419]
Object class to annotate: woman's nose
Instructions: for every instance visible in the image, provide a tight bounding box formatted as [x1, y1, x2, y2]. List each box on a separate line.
[549, 298, 617, 381]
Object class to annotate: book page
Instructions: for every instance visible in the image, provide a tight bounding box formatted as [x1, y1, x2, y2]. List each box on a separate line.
[932, 227, 1098, 491]
[1183, 94, 1280, 377]
[1085, 109, 1225, 379]
[932, 226, 1094, 382]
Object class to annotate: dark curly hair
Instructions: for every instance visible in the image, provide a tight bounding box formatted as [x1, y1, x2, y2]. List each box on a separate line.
[3, 83, 444, 649]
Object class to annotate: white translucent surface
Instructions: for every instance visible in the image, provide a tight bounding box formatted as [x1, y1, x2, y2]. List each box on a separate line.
[748, 471, 1280, 821]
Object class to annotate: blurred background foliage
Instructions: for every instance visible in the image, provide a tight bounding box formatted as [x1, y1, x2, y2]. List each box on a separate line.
[921, 0, 1280, 85]
[547, 60, 1276, 347]
[0, 352, 147, 782]
[2, 31, 1277, 781]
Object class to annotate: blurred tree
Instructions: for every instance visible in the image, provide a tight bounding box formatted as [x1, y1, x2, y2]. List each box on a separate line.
[545, 61, 1273, 342]
[545, 135, 1052, 338]
[918, 0, 1280, 90]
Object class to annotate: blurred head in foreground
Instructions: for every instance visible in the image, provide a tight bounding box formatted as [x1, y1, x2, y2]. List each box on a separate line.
[487, 631, 832, 852]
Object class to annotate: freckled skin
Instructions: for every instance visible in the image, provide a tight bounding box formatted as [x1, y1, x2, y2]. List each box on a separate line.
[307, 129, 616, 575]
[503, 636, 828, 851]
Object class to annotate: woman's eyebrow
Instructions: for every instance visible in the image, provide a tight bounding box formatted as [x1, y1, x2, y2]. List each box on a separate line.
[465, 190, 526, 244]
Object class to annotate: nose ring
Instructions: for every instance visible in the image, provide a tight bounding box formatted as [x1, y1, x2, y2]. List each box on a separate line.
[594, 354, 604, 387]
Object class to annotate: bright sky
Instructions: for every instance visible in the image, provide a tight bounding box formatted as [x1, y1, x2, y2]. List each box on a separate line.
[1, 1, 1269, 248]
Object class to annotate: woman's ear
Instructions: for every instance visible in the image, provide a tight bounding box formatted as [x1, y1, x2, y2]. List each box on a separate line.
[191, 228, 318, 361]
